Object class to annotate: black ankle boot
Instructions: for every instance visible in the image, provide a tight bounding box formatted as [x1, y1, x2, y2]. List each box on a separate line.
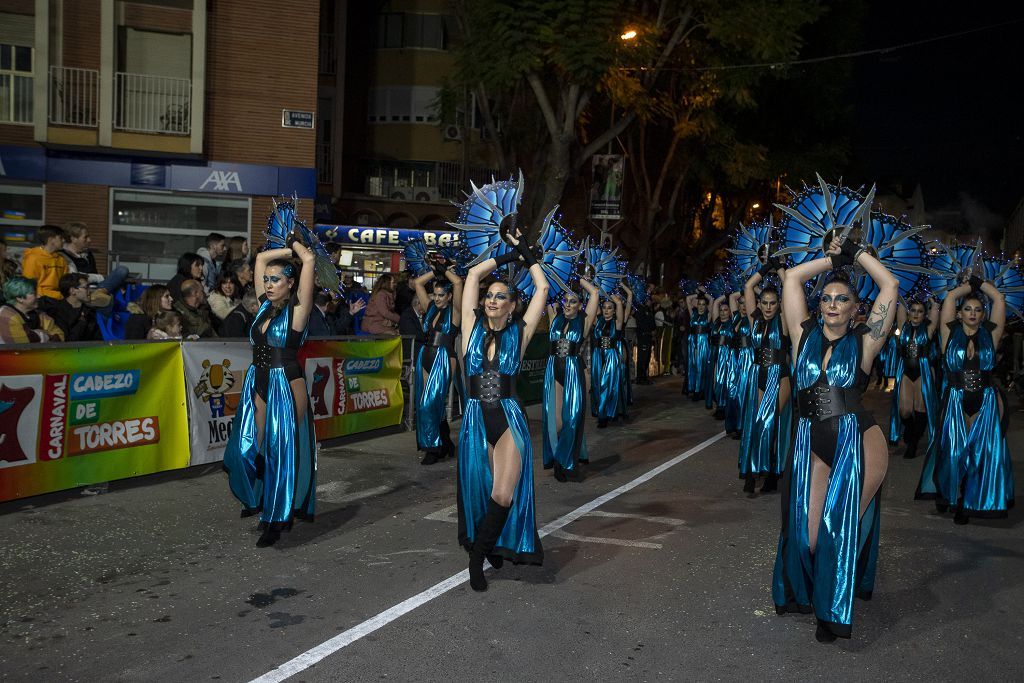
[760, 473, 778, 493]
[815, 623, 837, 643]
[469, 498, 510, 592]
[420, 450, 441, 465]
[256, 527, 280, 547]
[597, 418, 608, 429]
[743, 475, 756, 494]
[439, 420, 455, 458]
[553, 464, 568, 482]
[902, 414, 920, 459]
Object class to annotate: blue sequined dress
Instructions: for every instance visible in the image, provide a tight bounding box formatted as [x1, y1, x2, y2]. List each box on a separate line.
[457, 313, 543, 564]
[687, 312, 710, 396]
[224, 294, 316, 530]
[934, 322, 1014, 516]
[726, 312, 753, 434]
[543, 313, 588, 472]
[706, 316, 734, 410]
[773, 320, 881, 639]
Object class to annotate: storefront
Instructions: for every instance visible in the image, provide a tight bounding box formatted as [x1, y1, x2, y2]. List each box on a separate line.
[314, 224, 460, 289]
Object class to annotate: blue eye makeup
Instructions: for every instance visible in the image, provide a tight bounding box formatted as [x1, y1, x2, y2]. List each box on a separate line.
[821, 294, 850, 304]
[485, 292, 509, 301]
[263, 275, 283, 284]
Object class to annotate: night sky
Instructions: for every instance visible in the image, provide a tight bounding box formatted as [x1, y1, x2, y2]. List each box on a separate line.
[852, 2, 1024, 224]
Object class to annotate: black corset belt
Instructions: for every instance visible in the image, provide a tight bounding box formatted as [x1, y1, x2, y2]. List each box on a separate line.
[797, 383, 863, 422]
[598, 336, 614, 350]
[430, 331, 458, 357]
[754, 347, 789, 367]
[549, 339, 581, 358]
[252, 344, 298, 370]
[469, 371, 516, 404]
[731, 335, 751, 349]
[948, 369, 992, 393]
[714, 334, 730, 347]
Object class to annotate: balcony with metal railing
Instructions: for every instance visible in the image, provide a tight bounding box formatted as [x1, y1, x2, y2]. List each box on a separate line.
[48, 66, 99, 127]
[114, 72, 191, 135]
[361, 159, 497, 203]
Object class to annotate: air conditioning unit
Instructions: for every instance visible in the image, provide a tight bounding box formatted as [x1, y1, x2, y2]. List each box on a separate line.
[390, 187, 413, 201]
[442, 124, 462, 141]
[412, 186, 440, 202]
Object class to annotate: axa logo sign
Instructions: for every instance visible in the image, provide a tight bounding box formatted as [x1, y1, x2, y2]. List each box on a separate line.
[199, 170, 243, 192]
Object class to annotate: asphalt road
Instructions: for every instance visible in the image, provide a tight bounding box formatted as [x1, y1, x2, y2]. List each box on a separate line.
[1, 378, 1021, 682]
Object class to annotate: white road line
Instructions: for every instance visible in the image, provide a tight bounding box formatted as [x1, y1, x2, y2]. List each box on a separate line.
[248, 430, 726, 683]
[549, 529, 663, 549]
[585, 510, 687, 526]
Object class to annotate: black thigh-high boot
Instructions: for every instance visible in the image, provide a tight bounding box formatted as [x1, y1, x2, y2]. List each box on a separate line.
[439, 419, 455, 458]
[904, 411, 926, 459]
[469, 497, 511, 591]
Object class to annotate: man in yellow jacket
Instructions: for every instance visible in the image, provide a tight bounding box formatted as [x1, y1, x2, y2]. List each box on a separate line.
[20, 225, 68, 304]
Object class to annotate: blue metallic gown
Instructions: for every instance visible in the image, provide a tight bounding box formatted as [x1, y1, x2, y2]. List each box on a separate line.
[543, 313, 589, 472]
[415, 304, 460, 450]
[738, 312, 792, 477]
[773, 321, 880, 639]
[726, 312, 753, 434]
[882, 333, 899, 378]
[591, 317, 623, 420]
[934, 322, 1015, 516]
[706, 317, 734, 410]
[885, 322, 941, 498]
[224, 295, 316, 529]
[457, 313, 543, 563]
[687, 312, 711, 396]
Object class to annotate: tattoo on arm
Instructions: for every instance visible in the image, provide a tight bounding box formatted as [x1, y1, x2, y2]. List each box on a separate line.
[867, 300, 891, 340]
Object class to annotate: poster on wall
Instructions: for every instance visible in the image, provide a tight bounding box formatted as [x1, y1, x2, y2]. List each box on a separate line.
[589, 154, 625, 220]
[0, 342, 190, 503]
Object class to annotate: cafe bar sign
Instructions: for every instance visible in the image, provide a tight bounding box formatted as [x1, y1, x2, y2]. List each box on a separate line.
[315, 225, 461, 248]
[282, 110, 315, 129]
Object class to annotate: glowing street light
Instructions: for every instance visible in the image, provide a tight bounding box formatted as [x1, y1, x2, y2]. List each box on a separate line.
[751, 203, 761, 209]
[620, 29, 637, 40]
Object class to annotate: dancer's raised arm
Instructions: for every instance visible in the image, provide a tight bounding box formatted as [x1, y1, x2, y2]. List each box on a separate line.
[980, 279, 1006, 348]
[290, 240, 317, 331]
[581, 278, 600, 336]
[445, 268, 464, 327]
[412, 270, 434, 314]
[926, 296, 940, 338]
[939, 282, 971, 350]
[782, 256, 832, 341]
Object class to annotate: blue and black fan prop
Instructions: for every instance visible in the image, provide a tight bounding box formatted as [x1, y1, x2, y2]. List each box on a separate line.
[402, 237, 432, 277]
[508, 206, 582, 302]
[728, 219, 778, 279]
[447, 170, 523, 269]
[851, 212, 930, 302]
[984, 255, 1024, 321]
[580, 237, 627, 299]
[626, 273, 649, 306]
[927, 241, 982, 299]
[402, 238, 471, 279]
[774, 174, 876, 268]
[265, 195, 341, 294]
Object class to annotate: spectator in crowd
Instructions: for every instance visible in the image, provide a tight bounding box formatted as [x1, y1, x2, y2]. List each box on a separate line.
[20, 225, 68, 306]
[362, 273, 400, 335]
[124, 285, 174, 340]
[226, 258, 253, 292]
[147, 310, 183, 340]
[635, 298, 656, 384]
[308, 291, 365, 337]
[223, 236, 248, 266]
[221, 289, 260, 337]
[167, 253, 204, 300]
[0, 276, 64, 343]
[173, 279, 217, 338]
[0, 236, 19, 286]
[197, 232, 226, 290]
[398, 293, 424, 361]
[208, 272, 241, 321]
[60, 222, 130, 298]
[394, 271, 414, 315]
[50, 274, 102, 341]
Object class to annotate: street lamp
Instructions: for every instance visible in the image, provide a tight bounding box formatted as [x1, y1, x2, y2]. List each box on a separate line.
[620, 29, 637, 40]
[751, 203, 761, 209]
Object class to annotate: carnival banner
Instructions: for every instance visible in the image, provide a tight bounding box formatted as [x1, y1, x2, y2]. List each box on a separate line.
[0, 342, 189, 503]
[517, 334, 549, 405]
[182, 337, 405, 466]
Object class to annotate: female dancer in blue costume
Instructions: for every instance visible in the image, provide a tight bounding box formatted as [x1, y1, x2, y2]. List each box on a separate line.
[932, 279, 1014, 524]
[223, 239, 317, 547]
[890, 298, 940, 462]
[411, 267, 464, 466]
[685, 290, 711, 400]
[591, 291, 628, 428]
[705, 295, 732, 419]
[543, 278, 600, 482]
[726, 291, 753, 439]
[772, 238, 898, 642]
[881, 329, 900, 391]
[458, 230, 549, 592]
[738, 260, 791, 495]
[615, 283, 634, 418]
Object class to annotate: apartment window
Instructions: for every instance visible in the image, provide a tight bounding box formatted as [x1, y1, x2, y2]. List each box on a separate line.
[109, 189, 249, 281]
[377, 13, 450, 50]
[0, 183, 44, 258]
[368, 86, 440, 124]
[0, 43, 33, 123]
